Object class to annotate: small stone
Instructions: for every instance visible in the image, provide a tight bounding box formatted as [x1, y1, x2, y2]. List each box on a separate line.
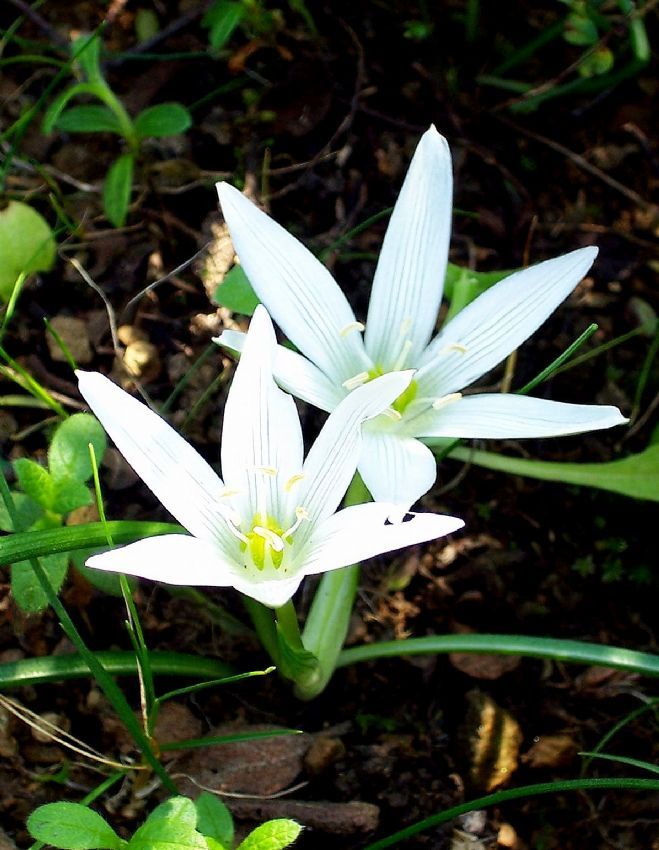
[304, 736, 345, 775]
[31, 711, 70, 743]
[117, 324, 149, 345]
[122, 340, 161, 382]
[497, 822, 519, 848]
[46, 316, 93, 364]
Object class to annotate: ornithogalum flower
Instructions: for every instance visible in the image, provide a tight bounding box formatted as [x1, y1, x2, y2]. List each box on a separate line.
[77, 306, 463, 608]
[215, 126, 627, 508]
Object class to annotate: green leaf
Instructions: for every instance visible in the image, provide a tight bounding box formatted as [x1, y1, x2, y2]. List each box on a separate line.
[72, 33, 104, 83]
[0, 491, 43, 533]
[42, 82, 102, 135]
[446, 443, 659, 501]
[564, 12, 599, 46]
[13, 458, 55, 510]
[51, 476, 92, 515]
[134, 103, 192, 138]
[103, 154, 134, 228]
[195, 793, 234, 848]
[27, 801, 122, 849]
[205, 839, 227, 850]
[49, 413, 108, 483]
[0, 201, 56, 301]
[129, 798, 207, 850]
[203, 1, 245, 50]
[12, 552, 69, 613]
[213, 264, 261, 315]
[236, 820, 303, 850]
[55, 105, 124, 134]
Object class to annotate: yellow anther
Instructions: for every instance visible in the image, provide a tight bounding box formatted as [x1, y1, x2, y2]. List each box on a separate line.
[283, 506, 310, 538]
[392, 339, 413, 372]
[253, 526, 284, 552]
[342, 371, 370, 390]
[284, 472, 305, 493]
[253, 465, 278, 476]
[432, 392, 462, 410]
[219, 487, 240, 499]
[339, 321, 365, 337]
[382, 407, 403, 421]
[446, 343, 468, 354]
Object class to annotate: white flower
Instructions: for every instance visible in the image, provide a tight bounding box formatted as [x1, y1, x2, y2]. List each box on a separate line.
[215, 126, 627, 508]
[77, 306, 463, 608]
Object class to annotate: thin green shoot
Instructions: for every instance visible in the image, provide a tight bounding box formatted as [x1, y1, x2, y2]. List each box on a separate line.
[180, 367, 229, 432]
[0, 395, 52, 409]
[159, 727, 302, 753]
[156, 667, 275, 705]
[581, 697, 659, 775]
[0, 345, 67, 416]
[43, 318, 78, 371]
[579, 751, 659, 776]
[160, 343, 217, 414]
[632, 328, 659, 420]
[517, 322, 599, 395]
[551, 325, 646, 378]
[0, 271, 27, 339]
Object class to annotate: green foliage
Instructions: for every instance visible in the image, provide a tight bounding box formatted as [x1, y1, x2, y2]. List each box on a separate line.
[213, 265, 261, 315]
[203, 1, 246, 50]
[0, 201, 56, 301]
[195, 793, 234, 849]
[27, 795, 301, 850]
[27, 801, 124, 850]
[49, 413, 107, 483]
[42, 32, 192, 227]
[447, 442, 659, 502]
[103, 154, 135, 228]
[6, 413, 107, 612]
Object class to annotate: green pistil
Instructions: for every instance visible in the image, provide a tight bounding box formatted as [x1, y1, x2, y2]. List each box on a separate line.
[242, 514, 285, 570]
[392, 379, 418, 414]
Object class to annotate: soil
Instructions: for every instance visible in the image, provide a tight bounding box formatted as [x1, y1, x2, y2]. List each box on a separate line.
[0, 2, 657, 849]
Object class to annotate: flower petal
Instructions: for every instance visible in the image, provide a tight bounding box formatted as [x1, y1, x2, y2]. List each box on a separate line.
[417, 247, 598, 396]
[415, 392, 628, 440]
[358, 424, 438, 508]
[85, 534, 241, 586]
[365, 126, 453, 369]
[221, 306, 303, 524]
[297, 371, 414, 531]
[76, 371, 231, 545]
[217, 183, 370, 385]
[216, 329, 345, 413]
[231, 573, 304, 608]
[300, 502, 464, 575]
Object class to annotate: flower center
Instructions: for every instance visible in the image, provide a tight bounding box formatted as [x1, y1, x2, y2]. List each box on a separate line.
[237, 506, 310, 572]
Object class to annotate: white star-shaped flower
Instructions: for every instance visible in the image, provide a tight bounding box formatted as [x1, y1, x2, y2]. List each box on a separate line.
[77, 306, 463, 608]
[215, 127, 627, 509]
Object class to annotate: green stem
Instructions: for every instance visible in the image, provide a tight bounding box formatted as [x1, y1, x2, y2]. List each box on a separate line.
[337, 634, 659, 677]
[298, 473, 370, 700]
[362, 778, 659, 850]
[0, 473, 176, 792]
[0, 650, 233, 689]
[243, 596, 279, 664]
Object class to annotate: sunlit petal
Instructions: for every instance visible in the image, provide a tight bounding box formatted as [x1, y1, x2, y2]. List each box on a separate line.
[358, 424, 437, 509]
[221, 306, 303, 523]
[217, 183, 370, 385]
[417, 247, 598, 396]
[216, 329, 345, 413]
[415, 393, 629, 440]
[301, 502, 464, 575]
[365, 126, 453, 369]
[76, 371, 231, 545]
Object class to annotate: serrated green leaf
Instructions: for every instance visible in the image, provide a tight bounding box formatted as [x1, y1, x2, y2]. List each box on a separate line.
[236, 819, 302, 850]
[13, 458, 55, 510]
[0, 201, 56, 301]
[203, 1, 245, 50]
[11, 552, 69, 613]
[49, 413, 108, 483]
[0, 491, 43, 533]
[212, 264, 260, 315]
[51, 476, 92, 515]
[129, 798, 207, 850]
[134, 103, 192, 138]
[103, 154, 134, 228]
[446, 443, 659, 501]
[27, 801, 122, 849]
[55, 105, 123, 134]
[196, 793, 234, 848]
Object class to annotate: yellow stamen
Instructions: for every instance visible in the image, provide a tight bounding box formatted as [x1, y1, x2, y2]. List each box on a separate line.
[283, 506, 310, 538]
[382, 407, 403, 421]
[253, 465, 277, 476]
[342, 371, 370, 390]
[284, 472, 305, 493]
[253, 526, 284, 552]
[446, 342, 468, 354]
[432, 392, 462, 410]
[339, 321, 365, 337]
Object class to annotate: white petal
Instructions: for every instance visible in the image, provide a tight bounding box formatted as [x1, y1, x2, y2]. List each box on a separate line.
[358, 424, 437, 509]
[417, 247, 598, 396]
[300, 502, 464, 575]
[76, 371, 231, 545]
[217, 183, 370, 385]
[216, 329, 345, 413]
[365, 127, 453, 369]
[415, 393, 628, 440]
[297, 371, 414, 531]
[221, 306, 303, 523]
[85, 534, 241, 586]
[230, 573, 304, 608]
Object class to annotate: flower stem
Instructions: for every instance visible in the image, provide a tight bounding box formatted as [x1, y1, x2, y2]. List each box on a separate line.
[296, 473, 371, 700]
